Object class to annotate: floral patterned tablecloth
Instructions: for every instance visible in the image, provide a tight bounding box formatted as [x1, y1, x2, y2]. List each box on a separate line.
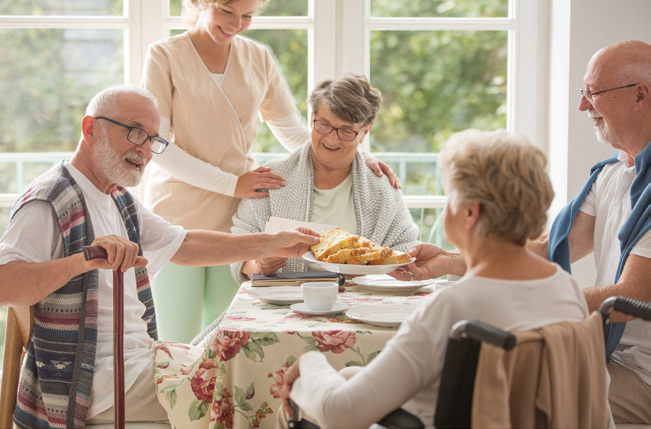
[153, 282, 434, 429]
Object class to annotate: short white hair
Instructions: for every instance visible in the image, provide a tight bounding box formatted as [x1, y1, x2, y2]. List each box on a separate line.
[440, 129, 554, 245]
[85, 85, 158, 118]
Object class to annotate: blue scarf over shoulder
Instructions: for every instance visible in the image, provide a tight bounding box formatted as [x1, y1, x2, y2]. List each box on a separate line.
[548, 141, 651, 359]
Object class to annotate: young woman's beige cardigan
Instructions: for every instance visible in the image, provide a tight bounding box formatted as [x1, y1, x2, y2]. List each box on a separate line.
[141, 33, 296, 232]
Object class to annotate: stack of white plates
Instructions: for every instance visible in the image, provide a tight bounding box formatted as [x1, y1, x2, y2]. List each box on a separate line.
[351, 274, 434, 293]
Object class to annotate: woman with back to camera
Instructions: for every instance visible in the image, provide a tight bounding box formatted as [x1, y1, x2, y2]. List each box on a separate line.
[279, 130, 597, 428]
[141, 0, 399, 339]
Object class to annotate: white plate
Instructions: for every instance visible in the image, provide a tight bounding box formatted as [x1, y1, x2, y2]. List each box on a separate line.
[346, 303, 420, 327]
[302, 251, 413, 275]
[290, 302, 350, 316]
[247, 287, 303, 305]
[351, 274, 434, 293]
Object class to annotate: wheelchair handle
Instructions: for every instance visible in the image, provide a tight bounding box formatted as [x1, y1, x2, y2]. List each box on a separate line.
[450, 320, 516, 350]
[599, 296, 651, 323]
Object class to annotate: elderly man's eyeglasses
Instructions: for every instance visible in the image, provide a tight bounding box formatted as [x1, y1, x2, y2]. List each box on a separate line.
[312, 119, 365, 142]
[580, 83, 639, 103]
[95, 116, 169, 154]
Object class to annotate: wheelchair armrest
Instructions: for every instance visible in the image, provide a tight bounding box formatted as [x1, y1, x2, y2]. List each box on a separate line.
[288, 418, 320, 429]
[373, 408, 425, 429]
[599, 296, 651, 323]
[287, 399, 320, 429]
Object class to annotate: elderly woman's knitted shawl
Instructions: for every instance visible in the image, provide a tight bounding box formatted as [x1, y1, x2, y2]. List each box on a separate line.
[230, 144, 419, 283]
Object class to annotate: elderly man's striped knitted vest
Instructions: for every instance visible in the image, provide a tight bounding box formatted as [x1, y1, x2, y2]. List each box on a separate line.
[9, 164, 158, 429]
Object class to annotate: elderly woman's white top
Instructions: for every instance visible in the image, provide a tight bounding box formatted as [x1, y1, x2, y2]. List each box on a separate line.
[291, 266, 589, 429]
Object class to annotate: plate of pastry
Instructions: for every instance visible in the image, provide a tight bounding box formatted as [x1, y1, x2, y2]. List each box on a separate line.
[303, 228, 413, 276]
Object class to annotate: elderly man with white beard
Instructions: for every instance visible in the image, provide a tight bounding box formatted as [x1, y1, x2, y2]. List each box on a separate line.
[0, 85, 320, 428]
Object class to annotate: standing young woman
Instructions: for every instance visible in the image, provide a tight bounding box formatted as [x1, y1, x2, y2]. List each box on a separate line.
[141, 0, 398, 341]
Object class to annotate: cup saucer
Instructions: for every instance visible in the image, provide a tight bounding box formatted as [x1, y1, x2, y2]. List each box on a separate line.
[290, 302, 350, 316]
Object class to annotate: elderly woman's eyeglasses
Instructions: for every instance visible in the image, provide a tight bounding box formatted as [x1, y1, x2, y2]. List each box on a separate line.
[580, 83, 638, 103]
[312, 119, 365, 142]
[95, 116, 169, 154]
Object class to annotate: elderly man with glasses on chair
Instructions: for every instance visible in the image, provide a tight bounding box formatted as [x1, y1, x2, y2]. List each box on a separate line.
[401, 40, 651, 425]
[0, 85, 320, 428]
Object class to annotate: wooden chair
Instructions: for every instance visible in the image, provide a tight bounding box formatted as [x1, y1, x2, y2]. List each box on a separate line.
[0, 304, 171, 429]
[0, 305, 34, 429]
[0, 246, 171, 428]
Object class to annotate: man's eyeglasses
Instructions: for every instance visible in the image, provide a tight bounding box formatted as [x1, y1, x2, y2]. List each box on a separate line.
[312, 119, 365, 142]
[95, 116, 169, 154]
[580, 83, 639, 103]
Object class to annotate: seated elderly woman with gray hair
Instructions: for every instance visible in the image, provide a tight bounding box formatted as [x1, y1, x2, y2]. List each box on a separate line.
[277, 130, 599, 428]
[230, 74, 419, 282]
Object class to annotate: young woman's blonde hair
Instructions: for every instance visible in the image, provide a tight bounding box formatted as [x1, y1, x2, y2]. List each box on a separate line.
[439, 129, 554, 246]
[182, 0, 268, 27]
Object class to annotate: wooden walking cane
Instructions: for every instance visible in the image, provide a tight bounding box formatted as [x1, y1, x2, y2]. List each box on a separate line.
[83, 246, 125, 429]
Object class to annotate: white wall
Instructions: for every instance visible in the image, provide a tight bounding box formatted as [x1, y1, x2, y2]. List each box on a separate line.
[547, 0, 651, 286]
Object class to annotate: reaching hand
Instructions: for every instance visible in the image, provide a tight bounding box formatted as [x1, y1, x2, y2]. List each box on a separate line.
[85, 235, 148, 273]
[269, 228, 320, 259]
[365, 157, 401, 189]
[234, 167, 286, 199]
[254, 256, 288, 276]
[390, 243, 464, 281]
[280, 358, 302, 418]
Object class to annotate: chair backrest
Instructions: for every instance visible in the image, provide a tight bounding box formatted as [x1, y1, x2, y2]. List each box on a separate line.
[435, 312, 609, 429]
[0, 306, 172, 429]
[434, 320, 514, 429]
[0, 306, 34, 429]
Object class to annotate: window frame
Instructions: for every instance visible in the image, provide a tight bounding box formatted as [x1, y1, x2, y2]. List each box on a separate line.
[0, 0, 547, 210]
[331, 0, 547, 208]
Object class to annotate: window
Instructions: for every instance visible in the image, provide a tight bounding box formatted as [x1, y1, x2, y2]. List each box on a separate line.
[365, 0, 512, 243]
[0, 0, 130, 372]
[0, 2, 128, 239]
[0, 0, 543, 236]
[0, 0, 545, 367]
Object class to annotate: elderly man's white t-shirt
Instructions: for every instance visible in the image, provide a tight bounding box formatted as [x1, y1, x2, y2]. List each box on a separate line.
[579, 152, 651, 384]
[0, 163, 187, 417]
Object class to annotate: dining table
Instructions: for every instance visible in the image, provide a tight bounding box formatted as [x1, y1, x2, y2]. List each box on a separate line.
[152, 277, 438, 429]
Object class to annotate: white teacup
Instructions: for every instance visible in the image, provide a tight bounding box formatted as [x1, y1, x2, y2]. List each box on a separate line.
[301, 282, 339, 311]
